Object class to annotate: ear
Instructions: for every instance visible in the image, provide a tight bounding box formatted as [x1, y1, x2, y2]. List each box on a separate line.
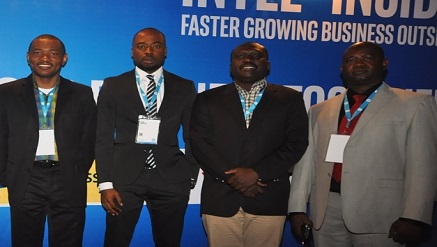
[26, 52, 30, 66]
[62, 53, 69, 67]
[382, 58, 389, 70]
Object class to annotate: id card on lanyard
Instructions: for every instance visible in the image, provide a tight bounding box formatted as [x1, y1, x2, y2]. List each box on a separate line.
[36, 86, 56, 156]
[136, 115, 160, 144]
[324, 85, 381, 163]
[134, 71, 163, 144]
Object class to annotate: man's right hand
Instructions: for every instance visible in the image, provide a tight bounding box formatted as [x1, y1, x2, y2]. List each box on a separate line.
[101, 189, 123, 216]
[289, 213, 313, 242]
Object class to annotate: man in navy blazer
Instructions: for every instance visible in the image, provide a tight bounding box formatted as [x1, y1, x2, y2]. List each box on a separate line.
[0, 34, 96, 246]
[190, 42, 308, 247]
[95, 27, 198, 247]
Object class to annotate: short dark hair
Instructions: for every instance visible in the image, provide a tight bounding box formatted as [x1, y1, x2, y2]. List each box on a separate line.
[28, 34, 66, 54]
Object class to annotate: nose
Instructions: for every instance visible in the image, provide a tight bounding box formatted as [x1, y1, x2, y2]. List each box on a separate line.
[144, 46, 154, 54]
[242, 55, 253, 62]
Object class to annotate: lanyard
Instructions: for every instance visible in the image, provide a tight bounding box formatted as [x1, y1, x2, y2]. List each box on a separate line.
[135, 71, 163, 113]
[238, 88, 265, 120]
[38, 86, 57, 118]
[343, 85, 381, 128]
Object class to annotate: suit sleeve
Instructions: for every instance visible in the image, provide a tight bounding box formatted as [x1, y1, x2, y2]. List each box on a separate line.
[0, 89, 8, 186]
[288, 107, 316, 213]
[190, 93, 233, 182]
[79, 87, 97, 171]
[95, 80, 116, 183]
[402, 95, 437, 224]
[180, 81, 200, 181]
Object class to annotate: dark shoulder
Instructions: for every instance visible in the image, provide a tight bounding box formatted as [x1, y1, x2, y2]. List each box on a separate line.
[163, 70, 194, 86]
[266, 83, 303, 103]
[104, 70, 134, 84]
[198, 83, 231, 97]
[60, 77, 92, 93]
[0, 77, 28, 89]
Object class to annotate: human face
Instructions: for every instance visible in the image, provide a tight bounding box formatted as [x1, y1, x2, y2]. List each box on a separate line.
[340, 42, 388, 92]
[131, 29, 167, 73]
[230, 42, 270, 86]
[27, 37, 67, 81]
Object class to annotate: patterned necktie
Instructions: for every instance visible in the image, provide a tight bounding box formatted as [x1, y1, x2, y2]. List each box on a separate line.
[145, 74, 157, 169]
[332, 94, 366, 182]
[146, 75, 157, 118]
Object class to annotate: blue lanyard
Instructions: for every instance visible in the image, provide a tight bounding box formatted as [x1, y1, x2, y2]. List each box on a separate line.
[343, 85, 381, 128]
[135, 71, 163, 113]
[238, 88, 265, 120]
[38, 86, 57, 118]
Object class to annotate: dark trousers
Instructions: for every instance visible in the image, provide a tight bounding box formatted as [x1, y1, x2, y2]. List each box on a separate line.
[104, 168, 191, 247]
[10, 166, 85, 247]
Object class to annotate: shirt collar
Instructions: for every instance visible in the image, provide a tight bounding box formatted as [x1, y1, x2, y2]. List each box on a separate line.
[234, 78, 267, 93]
[135, 66, 163, 81]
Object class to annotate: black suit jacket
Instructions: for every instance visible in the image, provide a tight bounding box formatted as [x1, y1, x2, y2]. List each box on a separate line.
[190, 83, 308, 217]
[0, 75, 97, 207]
[95, 70, 198, 187]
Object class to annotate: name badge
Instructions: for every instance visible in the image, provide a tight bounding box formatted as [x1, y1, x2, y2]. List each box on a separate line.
[36, 129, 56, 156]
[136, 115, 160, 144]
[325, 134, 350, 163]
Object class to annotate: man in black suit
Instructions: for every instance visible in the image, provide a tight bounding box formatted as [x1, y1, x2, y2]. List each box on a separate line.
[190, 42, 309, 247]
[0, 34, 96, 247]
[95, 27, 199, 247]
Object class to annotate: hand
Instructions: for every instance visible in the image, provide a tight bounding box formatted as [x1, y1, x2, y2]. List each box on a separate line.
[241, 181, 267, 198]
[389, 219, 423, 244]
[289, 213, 313, 243]
[101, 189, 123, 216]
[225, 168, 259, 192]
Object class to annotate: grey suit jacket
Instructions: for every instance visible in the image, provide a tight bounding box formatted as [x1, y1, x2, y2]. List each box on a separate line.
[289, 82, 437, 233]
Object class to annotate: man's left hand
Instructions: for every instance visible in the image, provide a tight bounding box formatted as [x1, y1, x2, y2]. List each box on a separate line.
[225, 168, 259, 192]
[389, 219, 423, 244]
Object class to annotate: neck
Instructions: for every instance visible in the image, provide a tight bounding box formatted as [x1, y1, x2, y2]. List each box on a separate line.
[235, 81, 254, 91]
[348, 81, 381, 94]
[34, 75, 59, 89]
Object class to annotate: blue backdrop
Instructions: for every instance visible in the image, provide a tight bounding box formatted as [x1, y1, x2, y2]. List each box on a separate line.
[1, 1, 436, 246]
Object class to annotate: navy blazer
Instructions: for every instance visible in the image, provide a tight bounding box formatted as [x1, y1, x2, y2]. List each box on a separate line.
[0, 75, 97, 207]
[190, 82, 308, 217]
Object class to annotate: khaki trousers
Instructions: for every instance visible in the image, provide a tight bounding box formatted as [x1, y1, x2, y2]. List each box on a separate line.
[202, 208, 286, 247]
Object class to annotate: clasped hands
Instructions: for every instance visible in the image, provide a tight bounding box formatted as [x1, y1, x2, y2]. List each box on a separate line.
[225, 168, 266, 198]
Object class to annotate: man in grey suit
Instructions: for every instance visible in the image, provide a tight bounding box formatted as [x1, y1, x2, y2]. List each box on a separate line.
[95, 27, 198, 247]
[288, 42, 437, 246]
[0, 34, 96, 246]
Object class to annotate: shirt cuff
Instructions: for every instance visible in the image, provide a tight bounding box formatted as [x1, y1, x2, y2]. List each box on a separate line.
[98, 182, 113, 192]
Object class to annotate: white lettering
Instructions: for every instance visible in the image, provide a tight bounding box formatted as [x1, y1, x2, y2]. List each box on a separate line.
[332, 0, 436, 19]
[181, 15, 240, 38]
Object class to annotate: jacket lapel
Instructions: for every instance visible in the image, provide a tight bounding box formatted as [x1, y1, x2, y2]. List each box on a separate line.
[248, 83, 273, 130]
[221, 84, 247, 132]
[327, 94, 344, 134]
[20, 76, 39, 124]
[54, 77, 70, 122]
[126, 70, 147, 116]
[350, 83, 392, 139]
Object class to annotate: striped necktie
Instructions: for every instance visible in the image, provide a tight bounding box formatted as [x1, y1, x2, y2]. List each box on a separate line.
[145, 74, 157, 169]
